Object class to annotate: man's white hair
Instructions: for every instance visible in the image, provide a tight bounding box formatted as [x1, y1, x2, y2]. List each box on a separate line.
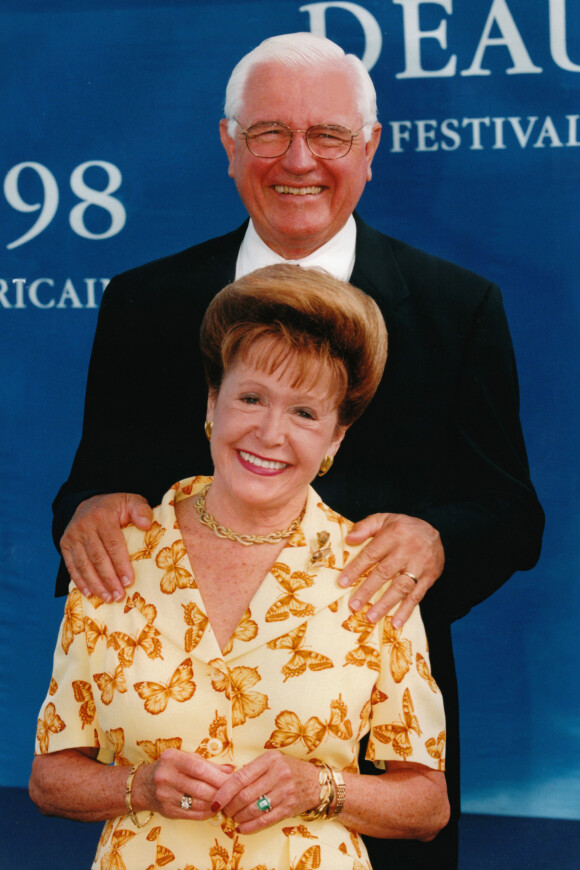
[224, 32, 378, 142]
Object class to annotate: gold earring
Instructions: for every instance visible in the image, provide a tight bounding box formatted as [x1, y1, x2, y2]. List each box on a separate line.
[318, 455, 333, 476]
[204, 420, 213, 442]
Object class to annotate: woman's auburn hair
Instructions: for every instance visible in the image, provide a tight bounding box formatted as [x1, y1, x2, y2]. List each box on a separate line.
[200, 264, 388, 428]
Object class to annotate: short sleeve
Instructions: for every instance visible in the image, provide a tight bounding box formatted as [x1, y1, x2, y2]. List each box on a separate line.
[34, 586, 111, 760]
[366, 606, 446, 772]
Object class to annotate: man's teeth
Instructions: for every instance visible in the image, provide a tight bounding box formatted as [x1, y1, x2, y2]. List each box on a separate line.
[274, 185, 323, 195]
[240, 451, 287, 470]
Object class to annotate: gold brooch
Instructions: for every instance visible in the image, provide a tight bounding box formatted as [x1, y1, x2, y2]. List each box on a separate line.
[307, 531, 332, 568]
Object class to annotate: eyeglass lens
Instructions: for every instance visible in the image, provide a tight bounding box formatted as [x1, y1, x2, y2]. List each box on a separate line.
[243, 123, 354, 158]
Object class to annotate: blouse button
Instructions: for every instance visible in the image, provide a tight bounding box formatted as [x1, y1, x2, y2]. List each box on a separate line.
[206, 737, 224, 756]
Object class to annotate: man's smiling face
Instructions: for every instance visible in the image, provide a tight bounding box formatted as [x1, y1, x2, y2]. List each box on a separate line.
[220, 60, 381, 259]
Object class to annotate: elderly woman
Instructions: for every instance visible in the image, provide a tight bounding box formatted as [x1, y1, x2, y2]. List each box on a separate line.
[31, 264, 448, 870]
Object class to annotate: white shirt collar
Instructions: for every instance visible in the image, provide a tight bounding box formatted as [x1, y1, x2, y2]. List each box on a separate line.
[235, 215, 357, 282]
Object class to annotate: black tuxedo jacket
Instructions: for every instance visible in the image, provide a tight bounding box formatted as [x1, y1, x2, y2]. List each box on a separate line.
[53, 214, 543, 868]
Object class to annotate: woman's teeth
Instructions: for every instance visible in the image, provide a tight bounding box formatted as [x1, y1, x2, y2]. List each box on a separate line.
[240, 451, 287, 470]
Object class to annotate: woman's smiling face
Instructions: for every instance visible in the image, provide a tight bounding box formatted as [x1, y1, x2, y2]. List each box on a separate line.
[206, 340, 346, 526]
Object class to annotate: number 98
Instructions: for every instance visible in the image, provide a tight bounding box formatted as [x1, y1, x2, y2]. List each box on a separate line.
[4, 161, 126, 249]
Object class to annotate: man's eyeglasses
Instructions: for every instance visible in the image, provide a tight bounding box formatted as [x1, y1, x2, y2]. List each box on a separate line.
[234, 120, 365, 160]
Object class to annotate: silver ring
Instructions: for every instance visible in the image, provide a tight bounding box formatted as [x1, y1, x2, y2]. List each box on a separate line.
[256, 794, 272, 812]
[180, 794, 193, 810]
[400, 571, 418, 584]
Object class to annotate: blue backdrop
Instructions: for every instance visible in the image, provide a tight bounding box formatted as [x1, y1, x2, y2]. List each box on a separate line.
[1, 0, 579, 821]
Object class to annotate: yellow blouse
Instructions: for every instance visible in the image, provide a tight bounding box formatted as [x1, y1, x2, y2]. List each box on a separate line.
[36, 477, 446, 870]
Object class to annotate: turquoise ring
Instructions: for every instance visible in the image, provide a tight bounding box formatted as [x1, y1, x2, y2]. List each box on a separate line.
[256, 794, 272, 812]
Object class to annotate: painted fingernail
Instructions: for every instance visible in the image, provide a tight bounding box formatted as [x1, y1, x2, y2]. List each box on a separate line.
[211, 801, 221, 812]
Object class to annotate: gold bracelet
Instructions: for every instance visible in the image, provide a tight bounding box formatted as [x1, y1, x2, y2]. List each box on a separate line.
[301, 763, 346, 821]
[301, 762, 336, 822]
[125, 761, 153, 828]
[327, 768, 346, 818]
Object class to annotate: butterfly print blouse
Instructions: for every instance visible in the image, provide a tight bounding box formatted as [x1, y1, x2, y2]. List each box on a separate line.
[36, 476, 446, 870]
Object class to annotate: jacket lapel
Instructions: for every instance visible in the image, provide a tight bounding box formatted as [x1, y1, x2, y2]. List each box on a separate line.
[351, 213, 409, 310]
[190, 220, 248, 306]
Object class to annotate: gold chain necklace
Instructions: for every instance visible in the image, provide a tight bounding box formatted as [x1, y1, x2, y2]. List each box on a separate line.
[192, 484, 303, 546]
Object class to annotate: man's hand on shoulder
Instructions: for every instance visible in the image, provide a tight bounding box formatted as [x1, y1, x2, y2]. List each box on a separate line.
[60, 493, 153, 602]
[338, 513, 444, 628]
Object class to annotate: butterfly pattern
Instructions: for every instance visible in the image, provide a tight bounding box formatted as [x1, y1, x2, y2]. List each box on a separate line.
[267, 623, 333, 681]
[341, 606, 381, 672]
[108, 622, 163, 668]
[105, 727, 131, 766]
[137, 736, 183, 762]
[209, 661, 269, 728]
[426, 730, 447, 770]
[381, 616, 413, 684]
[61, 587, 85, 654]
[94, 663, 128, 706]
[265, 563, 316, 623]
[134, 658, 196, 715]
[35, 477, 444, 870]
[130, 521, 166, 562]
[416, 652, 440, 693]
[372, 687, 423, 761]
[36, 702, 66, 753]
[72, 679, 96, 726]
[181, 601, 209, 652]
[84, 616, 109, 653]
[124, 590, 158, 624]
[221, 608, 259, 656]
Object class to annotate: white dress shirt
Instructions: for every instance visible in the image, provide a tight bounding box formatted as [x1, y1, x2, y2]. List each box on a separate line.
[235, 215, 357, 282]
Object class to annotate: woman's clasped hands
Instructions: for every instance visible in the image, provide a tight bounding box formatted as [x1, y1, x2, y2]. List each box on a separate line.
[140, 749, 319, 833]
[137, 750, 232, 821]
[210, 750, 320, 834]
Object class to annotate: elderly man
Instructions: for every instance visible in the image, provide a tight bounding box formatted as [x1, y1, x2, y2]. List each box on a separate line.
[52, 33, 543, 870]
